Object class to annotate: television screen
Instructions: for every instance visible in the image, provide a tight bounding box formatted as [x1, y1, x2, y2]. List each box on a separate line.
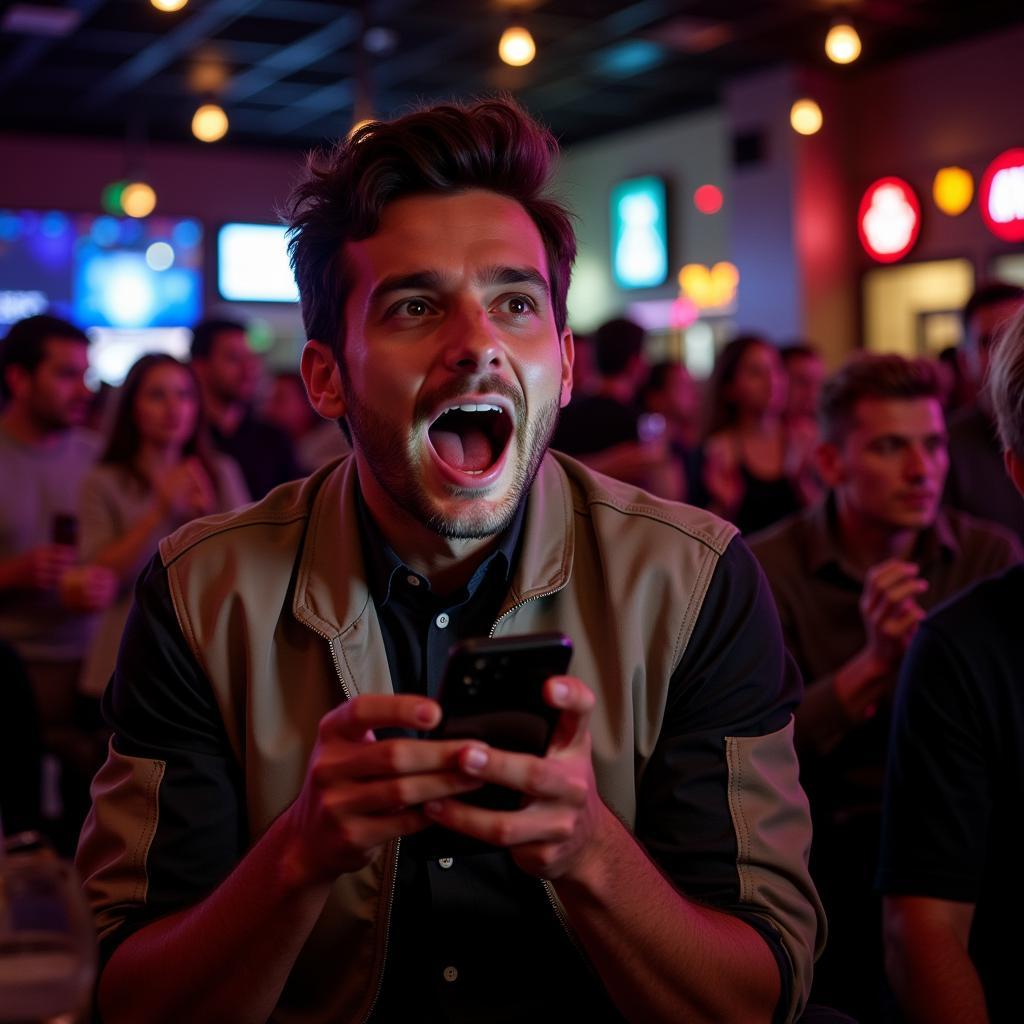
[86, 326, 192, 387]
[610, 176, 669, 289]
[217, 223, 299, 303]
[0, 209, 203, 330]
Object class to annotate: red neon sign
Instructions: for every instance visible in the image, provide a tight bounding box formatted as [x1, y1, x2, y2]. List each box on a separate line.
[980, 148, 1024, 243]
[858, 177, 921, 263]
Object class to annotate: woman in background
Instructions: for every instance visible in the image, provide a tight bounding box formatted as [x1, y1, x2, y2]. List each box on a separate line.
[704, 334, 817, 535]
[78, 353, 248, 698]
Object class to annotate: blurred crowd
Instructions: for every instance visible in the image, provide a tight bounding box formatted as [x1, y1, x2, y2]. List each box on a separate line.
[1, 279, 1022, 1022]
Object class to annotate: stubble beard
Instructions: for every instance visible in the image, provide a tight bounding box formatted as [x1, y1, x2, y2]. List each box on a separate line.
[343, 385, 560, 541]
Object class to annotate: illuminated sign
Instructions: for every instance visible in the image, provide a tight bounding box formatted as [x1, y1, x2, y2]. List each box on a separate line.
[610, 176, 668, 289]
[858, 177, 920, 263]
[980, 148, 1024, 242]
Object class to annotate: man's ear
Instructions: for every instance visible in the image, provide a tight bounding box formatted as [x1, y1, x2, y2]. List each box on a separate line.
[559, 329, 575, 409]
[816, 439, 845, 488]
[1006, 449, 1024, 500]
[300, 340, 346, 419]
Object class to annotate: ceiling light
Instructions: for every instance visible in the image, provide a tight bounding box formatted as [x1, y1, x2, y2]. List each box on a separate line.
[790, 98, 823, 136]
[151, 0, 188, 11]
[499, 26, 536, 67]
[121, 182, 157, 219]
[825, 22, 861, 64]
[192, 103, 228, 143]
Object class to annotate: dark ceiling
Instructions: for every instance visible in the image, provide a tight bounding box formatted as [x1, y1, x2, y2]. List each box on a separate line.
[2, 0, 1023, 152]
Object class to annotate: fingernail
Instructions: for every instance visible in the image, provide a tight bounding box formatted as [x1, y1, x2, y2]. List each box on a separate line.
[415, 702, 438, 727]
[463, 747, 488, 771]
[551, 680, 570, 705]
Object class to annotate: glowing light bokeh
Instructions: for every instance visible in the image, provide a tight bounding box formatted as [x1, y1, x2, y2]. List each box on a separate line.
[932, 167, 974, 216]
[145, 242, 175, 271]
[825, 23, 861, 64]
[122, 183, 157, 219]
[790, 99, 823, 136]
[694, 185, 723, 215]
[191, 103, 228, 143]
[499, 26, 536, 67]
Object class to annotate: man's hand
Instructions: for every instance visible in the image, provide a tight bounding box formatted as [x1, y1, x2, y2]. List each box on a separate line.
[834, 559, 929, 724]
[422, 675, 606, 879]
[3, 544, 76, 590]
[861, 559, 928, 671]
[59, 563, 118, 611]
[279, 694, 485, 888]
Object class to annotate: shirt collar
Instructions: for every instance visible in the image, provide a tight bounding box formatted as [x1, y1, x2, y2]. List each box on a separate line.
[807, 491, 960, 576]
[355, 483, 526, 607]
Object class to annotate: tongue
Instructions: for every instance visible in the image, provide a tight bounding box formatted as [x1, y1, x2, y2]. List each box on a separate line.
[431, 425, 494, 473]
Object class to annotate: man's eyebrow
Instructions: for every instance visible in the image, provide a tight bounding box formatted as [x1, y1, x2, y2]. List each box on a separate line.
[478, 265, 550, 294]
[369, 271, 445, 305]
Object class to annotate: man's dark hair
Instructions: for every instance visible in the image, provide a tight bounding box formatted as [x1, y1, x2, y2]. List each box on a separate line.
[593, 318, 645, 378]
[285, 96, 576, 362]
[190, 318, 247, 361]
[0, 314, 89, 400]
[820, 353, 941, 444]
[963, 281, 1024, 331]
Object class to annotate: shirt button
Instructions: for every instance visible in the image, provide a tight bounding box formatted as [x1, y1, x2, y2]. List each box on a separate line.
[443, 965, 458, 983]
[406, 574, 420, 587]
[438, 857, 454, 869]
[435, 612, 450, 629]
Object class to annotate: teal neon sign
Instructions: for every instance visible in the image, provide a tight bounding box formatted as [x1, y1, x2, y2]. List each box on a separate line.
[611, 176, 668, 289]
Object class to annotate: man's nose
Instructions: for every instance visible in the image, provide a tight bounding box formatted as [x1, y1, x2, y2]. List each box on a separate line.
[443, 305, 504, 372]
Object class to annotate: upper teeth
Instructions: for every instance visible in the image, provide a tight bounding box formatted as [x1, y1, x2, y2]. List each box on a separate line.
[449, 403, 502, 414]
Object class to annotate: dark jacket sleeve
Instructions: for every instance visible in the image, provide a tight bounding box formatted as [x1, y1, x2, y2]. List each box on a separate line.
[636, 537, 825, 1023]
[76, 555, 246, 966]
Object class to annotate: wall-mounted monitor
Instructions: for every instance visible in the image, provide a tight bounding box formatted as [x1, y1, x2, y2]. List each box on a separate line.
[610, 176, 669, 289]
[217, 223, 299, 303]
[0, 209, 203, 330]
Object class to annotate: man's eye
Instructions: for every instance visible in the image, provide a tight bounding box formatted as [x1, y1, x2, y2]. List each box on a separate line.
[401, 299, 430, 317]
[501, 295, 535, 317]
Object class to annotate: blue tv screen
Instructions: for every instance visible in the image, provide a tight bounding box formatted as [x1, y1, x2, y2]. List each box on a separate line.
[0, 209, 203, 330]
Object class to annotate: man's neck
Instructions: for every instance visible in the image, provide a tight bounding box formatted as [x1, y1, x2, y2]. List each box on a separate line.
[0, 407, 66, 448]
[834, 496, 919, 574]
[357, 466, 503, 595]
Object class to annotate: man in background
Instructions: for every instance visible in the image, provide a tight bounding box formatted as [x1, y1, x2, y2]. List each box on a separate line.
[880, 305, 1024, 1023]
[751, 354, 1020, 1020]
[0, 314, 116, 845]
[190, 318, 300, 498]
[944, 281, 1024, 538]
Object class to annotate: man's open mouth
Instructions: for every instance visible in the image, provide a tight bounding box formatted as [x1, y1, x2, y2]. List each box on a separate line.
[427, 402, 514, 476]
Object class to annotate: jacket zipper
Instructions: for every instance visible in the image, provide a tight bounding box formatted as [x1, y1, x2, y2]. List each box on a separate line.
[315, 632, 400, 1024]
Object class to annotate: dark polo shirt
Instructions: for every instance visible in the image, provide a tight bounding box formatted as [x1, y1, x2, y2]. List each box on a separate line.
[750, 495, 1021, 814]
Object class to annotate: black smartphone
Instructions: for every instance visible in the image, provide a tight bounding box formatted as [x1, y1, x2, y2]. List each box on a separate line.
[431, 632, 573, 811]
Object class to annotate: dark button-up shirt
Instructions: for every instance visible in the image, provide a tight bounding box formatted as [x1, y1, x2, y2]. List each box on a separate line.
[356, 495, 621, 1023]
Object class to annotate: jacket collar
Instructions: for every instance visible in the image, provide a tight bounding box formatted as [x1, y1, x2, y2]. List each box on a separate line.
[291, 452, 576, 638]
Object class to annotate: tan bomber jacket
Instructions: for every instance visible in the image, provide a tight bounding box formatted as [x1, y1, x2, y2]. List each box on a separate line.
[78, 450, 825, 1022]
